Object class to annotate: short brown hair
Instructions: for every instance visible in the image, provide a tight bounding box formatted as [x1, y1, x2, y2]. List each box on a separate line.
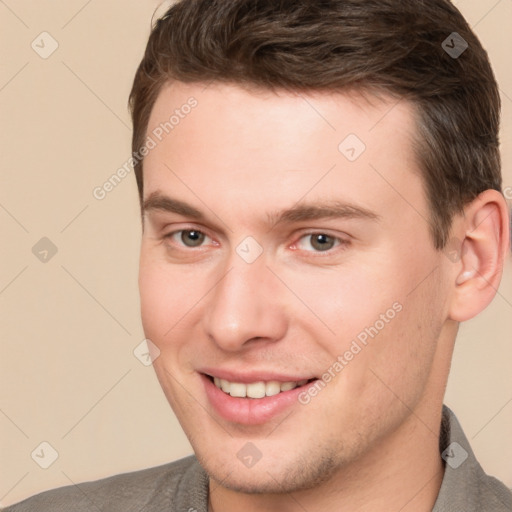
[129, 0, 501, 249]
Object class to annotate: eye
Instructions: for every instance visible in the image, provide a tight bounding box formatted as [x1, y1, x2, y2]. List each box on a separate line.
[294, 233, 341, 252]
[167, 229, 212, 248]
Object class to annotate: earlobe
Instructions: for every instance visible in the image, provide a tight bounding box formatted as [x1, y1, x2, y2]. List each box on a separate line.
[448, 190, 509, 322]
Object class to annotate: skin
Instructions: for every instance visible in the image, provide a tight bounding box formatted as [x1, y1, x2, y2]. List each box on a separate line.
[138, 82, 509, 512]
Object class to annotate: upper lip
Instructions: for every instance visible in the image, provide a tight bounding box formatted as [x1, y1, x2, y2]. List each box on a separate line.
[198, 367, 317, 383]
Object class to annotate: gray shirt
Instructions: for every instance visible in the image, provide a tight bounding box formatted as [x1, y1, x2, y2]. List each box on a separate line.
[3, 406, 511, 511]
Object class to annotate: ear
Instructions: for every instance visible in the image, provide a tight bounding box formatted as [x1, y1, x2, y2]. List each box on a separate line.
[448, 189, 510, 322]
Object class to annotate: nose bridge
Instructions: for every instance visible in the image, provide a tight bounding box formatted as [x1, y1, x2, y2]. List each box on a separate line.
[203, 251, 287, 350]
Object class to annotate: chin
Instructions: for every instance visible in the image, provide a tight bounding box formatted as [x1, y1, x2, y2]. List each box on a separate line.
[197, 448, 341, 495]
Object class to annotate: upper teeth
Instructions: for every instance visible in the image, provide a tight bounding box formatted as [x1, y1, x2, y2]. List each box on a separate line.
[213, 378, 308, 398]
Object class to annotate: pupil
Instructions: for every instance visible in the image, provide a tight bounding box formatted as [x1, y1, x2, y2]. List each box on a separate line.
[182, 230, 204, 247]
[312, 234, 334, 251]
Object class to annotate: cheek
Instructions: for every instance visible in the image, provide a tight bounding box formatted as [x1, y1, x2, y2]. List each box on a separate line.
[354, 268, 445, 410]
[282, 262, 403, 346]
[138, 249, 220, 367]
[284, 250, 442, 386]
[138, 251, 193, 343]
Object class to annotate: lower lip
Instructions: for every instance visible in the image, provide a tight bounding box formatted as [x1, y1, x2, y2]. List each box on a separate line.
[201, 374, 315, 425]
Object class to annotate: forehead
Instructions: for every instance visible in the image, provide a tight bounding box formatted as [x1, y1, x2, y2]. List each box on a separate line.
[146, 81, 416, 147]
[142, 81, 425, 226]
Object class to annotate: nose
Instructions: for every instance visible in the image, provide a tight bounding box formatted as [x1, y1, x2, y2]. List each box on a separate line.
[201, 257, 288, 352]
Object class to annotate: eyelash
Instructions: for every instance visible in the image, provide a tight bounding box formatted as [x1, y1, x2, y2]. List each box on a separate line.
[163, 229, 349, 255]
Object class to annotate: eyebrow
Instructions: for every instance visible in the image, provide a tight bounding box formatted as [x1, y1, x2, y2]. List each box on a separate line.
[142, 192, 204, 219]
[142, 191, 380, 226]
[268, 201, 380, 227]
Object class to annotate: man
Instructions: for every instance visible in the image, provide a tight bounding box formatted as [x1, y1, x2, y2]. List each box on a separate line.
[4, 0, 511, 510]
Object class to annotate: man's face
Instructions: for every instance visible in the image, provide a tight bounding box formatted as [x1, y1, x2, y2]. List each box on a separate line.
[139, 82, 453, 492]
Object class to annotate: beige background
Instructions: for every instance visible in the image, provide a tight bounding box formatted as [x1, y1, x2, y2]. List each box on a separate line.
[0, 0, 511, 507]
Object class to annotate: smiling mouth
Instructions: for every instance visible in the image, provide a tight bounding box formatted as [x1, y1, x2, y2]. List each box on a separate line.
[206, 375, 317, 398]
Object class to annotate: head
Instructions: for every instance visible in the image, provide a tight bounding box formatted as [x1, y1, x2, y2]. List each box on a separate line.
[130, 0, 509, 496]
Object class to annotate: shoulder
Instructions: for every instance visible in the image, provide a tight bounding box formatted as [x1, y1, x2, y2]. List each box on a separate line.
[1, 455, 208, 512]
[475, 474, 512, 511]
[434, 406, 512, 511]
